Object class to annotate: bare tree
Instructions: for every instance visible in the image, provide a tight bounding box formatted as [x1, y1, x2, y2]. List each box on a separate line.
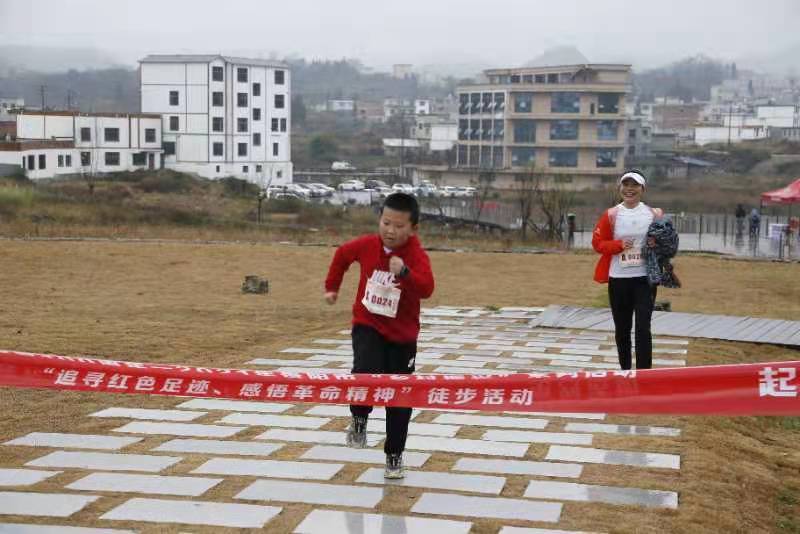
[512, 166, 575, 241]
[511, 168, 539, 239]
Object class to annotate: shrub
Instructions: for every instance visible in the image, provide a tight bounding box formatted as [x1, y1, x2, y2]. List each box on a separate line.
[219, 176, 260, 197]
[136, 170, 197, 194]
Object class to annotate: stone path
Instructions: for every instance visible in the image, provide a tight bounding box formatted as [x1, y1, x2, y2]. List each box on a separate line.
[1, 306, 686, 532]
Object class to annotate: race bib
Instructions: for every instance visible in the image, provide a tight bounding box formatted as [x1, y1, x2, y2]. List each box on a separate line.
[620, 248, 643, 267]
[362, 270, 401, 318]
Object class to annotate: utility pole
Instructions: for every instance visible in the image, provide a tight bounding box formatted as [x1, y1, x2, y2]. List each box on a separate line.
[40, 85, 46, 110]
[727, 103, 733, 147]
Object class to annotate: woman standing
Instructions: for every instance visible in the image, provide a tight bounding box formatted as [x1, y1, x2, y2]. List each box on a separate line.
[592, 170, 662, 370]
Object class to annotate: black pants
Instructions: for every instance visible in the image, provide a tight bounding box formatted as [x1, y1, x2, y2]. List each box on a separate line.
[608, 277, 657, 370]
[350, 324, 416, 454]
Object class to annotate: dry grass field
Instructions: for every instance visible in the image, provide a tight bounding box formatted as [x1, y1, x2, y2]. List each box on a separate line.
[0, 239, 798, 533]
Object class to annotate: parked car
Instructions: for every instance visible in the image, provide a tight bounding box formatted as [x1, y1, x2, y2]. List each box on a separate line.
[415, 181, 439, 197]
[374, 186, 393, 199]
[266, 185, 288, 198]
[272, 192, 303, 201]
[455, 186, 477, 197]
[287, 183, 313, 198]
[338, 179, 365, 191]
[307, 183, 335, 197]
[391, 183, 415, 194]
[439, 186, 459, 198]
[365, 179, 389, 189]
[331, 161, 356, 171]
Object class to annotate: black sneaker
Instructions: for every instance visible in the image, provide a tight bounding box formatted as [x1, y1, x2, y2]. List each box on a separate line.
[384, 452, 404, 479]
[346, 415, 368, 448]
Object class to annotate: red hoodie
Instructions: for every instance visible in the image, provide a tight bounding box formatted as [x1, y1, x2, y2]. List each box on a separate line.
[325, 234, 434, 343]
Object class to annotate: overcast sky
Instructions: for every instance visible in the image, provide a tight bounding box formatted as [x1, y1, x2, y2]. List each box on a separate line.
[1, 0, 799, 71]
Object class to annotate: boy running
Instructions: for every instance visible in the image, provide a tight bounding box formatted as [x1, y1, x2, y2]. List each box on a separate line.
[324, 192, 434, 478]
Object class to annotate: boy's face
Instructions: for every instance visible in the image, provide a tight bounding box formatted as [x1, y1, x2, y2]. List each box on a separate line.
[379, 207, 417, 249]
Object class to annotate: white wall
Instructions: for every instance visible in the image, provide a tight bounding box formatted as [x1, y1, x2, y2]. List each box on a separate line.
[694, 126, 768, 146]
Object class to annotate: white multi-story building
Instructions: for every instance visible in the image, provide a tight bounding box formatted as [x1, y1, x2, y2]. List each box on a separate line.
[0, 110, 163, 179]
[139, 54, 292, 186]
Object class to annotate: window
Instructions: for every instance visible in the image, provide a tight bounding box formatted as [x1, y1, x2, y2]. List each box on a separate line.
[27, 155, 34, 170]
[596, 149, 618, 168]
[253, 133, 261, 146]
[493, 93, 505, 112]
[271, 118, 279, 132]
[482, 93, 493, 113]
[104, 128, 120, 142]
[238, 143, 247, 157]
[237, 118, 248, 132]
[237, 93, 248, 107]
[481, 119, 493, 141]
[274, 94, 285, 108]
[470, 94, 481, 113]
[597, 121, 618, 140]
[65, 155, 71, 167]
[550, 120, 579, 140]
[212, 66, 224, 81]
[468, 145, 479, 167]
[38, 154, 46, 169]
[459, 94, 469, 114]
[256, 164, 262, 173]
[510, 74, 521, 84]
[274, 70, 285, 84]
[243, 165, 249, 173]
[458, 119, 468, 140]
[493, 146, 503, 168]
[253, 108, 261, 121]
[163, 141, 175, 156]
[457, 145, 468, 166]
[511, 147, 536, 167]
[80, 152, 90, 166]
[237, 68, 248, 83]
[212, 92, 223, 107]
[513, 120, 536, 143]
[598, 94, 620, 114]
[493, 120, 504, 140]
[145, 128, 156, 143]
[514, 93, 533, 113]
[216, 165, 221, 172]
[547, 73, 558, 83]
[522, 74, 533, 83]
[58, 155, 64, 167]
[213, 142, 223, 156]
[276, 170, 283, 178]
[469, 119, 480, 141]
[169, 116, 179, 131]
[280, 118, 287, 132]
[551, 93, 580, 113]
[480, 146, 492, 168]
[272, 142, 279, 157]
[549, 148, 578, 167]
[212, 117, 224, 132]
[132, 152, 146, 166]
[252, 83, 261, 96]
[104, 152, 120, 166]
[169, 91, 179, 106]
[80, 127, 91, 142]
[535, 74, 546, 83]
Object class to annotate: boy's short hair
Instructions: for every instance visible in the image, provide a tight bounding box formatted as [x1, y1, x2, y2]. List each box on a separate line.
[382, 193, 419, 225]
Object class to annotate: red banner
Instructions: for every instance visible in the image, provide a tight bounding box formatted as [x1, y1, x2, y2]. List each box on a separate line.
[0, 350, 798, 415]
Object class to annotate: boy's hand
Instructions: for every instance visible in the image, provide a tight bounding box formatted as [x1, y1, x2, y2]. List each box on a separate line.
[324, 291, 338, 305]
[389, 256, 405, 275]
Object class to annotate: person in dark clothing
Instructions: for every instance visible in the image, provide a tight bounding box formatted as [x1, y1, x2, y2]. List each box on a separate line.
[324, 193, 435, 479]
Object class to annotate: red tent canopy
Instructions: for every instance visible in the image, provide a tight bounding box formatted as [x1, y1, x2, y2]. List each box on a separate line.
[761, 178, 800, 205]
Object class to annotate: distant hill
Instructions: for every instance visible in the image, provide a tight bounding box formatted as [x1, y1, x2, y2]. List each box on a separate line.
[0, 45, 125, 75]
[737, 42, 800, 76]
[633, 55, 730, 102]
[523, 46, 590, 68]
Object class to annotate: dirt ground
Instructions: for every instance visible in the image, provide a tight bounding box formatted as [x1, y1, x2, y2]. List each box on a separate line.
[0, 239, 798, 533]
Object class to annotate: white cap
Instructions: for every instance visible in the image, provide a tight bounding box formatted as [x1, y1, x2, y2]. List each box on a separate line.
[619, 171, 646, 187]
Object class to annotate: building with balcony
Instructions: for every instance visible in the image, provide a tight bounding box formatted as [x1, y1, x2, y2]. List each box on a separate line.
[444, 63, 631, 190]
[139, 54, 292, 186]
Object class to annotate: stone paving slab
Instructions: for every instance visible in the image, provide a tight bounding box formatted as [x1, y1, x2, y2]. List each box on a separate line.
[483, 429, 593, 446]
[301, 445, 430, 467]
[432, 366, 513, 375]
[67, 472, 223, 497]
[247, 358, 330, 367]
[411, 492, 562, 523]
[89, 408, 205, 422]
[294, 509, 472, 534]
[192, 457, 343, 480]
[357, 467, 506, 495]
[546, 445, 680, 469]
[452, 457, 583, 479]
[112, 421, 246, 438]
[0, 468, 61, 486]
[237, 479, 385, 508]
[507, 352, 591, 362]
[524, 480, 678, 508]
[304, 405, 389, 419]
[514, 412, 606, 421]
[218, 413, 330, 429]
[477, 344, 547, 353]
[0, 524, 136, 534]
[175, 399, 291, 413]
[367, 420, 460, 437]
[404, 435, 529, 457]
[100, 497, 282, 528]
[0, 491, 99, 518]
[255, 429, 383, 447]
[275, 366, 348, 375]
[26, 451, 182, 473]
[432, 413, 549, 430]
[5, 433, 142, 451]
[152, 438, 284, 457]
[564, 423, 681, 437]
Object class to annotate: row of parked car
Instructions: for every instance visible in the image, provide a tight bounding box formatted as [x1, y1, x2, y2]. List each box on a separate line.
[265, 183, 335, 200]
[337, 179, 477, 198]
